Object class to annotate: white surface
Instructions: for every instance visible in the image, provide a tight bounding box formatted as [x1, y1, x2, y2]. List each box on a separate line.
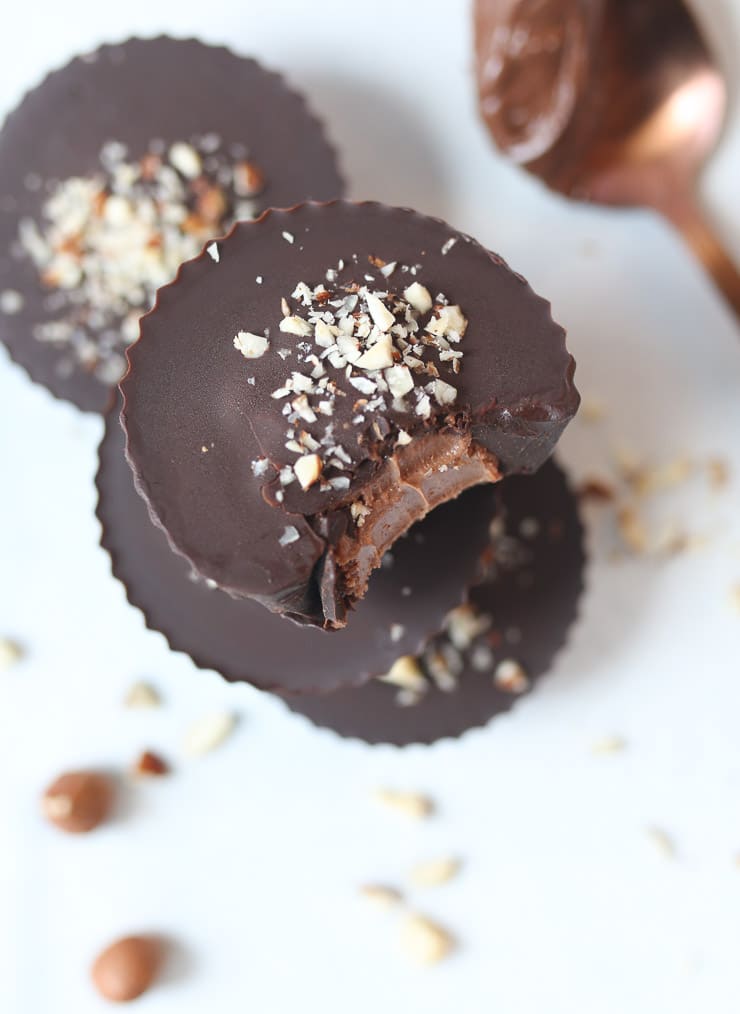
[2, 2, 740, 1012]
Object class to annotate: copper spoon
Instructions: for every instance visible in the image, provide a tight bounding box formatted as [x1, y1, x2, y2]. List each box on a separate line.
[474, 0, 740, 316]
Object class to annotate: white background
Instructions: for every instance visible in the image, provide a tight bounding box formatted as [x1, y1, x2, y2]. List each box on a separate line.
[2, 2, 740, 1012]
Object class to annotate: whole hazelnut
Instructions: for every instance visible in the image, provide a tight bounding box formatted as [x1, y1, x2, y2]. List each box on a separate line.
[41, 771, 114, 833]
[91, 935, 161, 1003]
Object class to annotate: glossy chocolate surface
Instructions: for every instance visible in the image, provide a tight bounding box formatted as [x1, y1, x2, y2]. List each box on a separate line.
[97, 396, 500, 694]
[0, 37, 343, 411]
[122, 200, 578, 626]
[282, 459, 585, 744]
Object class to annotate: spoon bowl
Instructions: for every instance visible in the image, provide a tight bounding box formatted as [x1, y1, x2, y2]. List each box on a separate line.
[475, 0, 740, 315]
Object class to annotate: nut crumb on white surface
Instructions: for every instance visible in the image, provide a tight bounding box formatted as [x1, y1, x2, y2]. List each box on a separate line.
[646, 827, 676, 859]
[358, 884, 403, 909]
[123, 681, 161, 708]
[0, 637, 23, 671]
[591, 735, 627, 755]
[183, 712, 237, 757]
[373, 788, 434, 819]
[409, 858, 460, 887]
[400, 914, 454, 965]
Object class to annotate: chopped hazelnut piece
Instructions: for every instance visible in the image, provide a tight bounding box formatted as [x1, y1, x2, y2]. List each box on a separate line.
[404, 282, 433, 314]
[379, 656, 426, 693]
[359, 884, 403, 909]
[374, 788, 434, 819]
[365, 292, 395, 332]
[355, 333, 394, 370]
[400, 914, 455, 965]
[183, 712, 237, 757]
[493, 659, 530, 694]
[294, 453, 322, 490]
[168, 141, 202, 178]
[233, 331, 269, 359]
[409, 858, 460, 887]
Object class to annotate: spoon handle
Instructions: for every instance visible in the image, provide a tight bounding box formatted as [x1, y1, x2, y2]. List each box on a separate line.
[671, 197, 740, 319]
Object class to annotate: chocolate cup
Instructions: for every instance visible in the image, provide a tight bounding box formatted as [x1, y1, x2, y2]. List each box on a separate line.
[280, 460, 585, 745]
[96, 396, 501, 695]
[120, 198, 578, 627]
[0, 36, 344, 412]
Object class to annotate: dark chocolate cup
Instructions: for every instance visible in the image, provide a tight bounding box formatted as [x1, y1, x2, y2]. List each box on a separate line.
[280, 460, 585, 745]
[96, 396, 501, 695]
[0, 36, 344, 412]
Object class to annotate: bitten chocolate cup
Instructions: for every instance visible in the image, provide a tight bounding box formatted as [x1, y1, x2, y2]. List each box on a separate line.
[97, 396, 500, 695]
[0, 36, 344, 412]
[281, 459, 585, 745]
[121, 200, 579, 630]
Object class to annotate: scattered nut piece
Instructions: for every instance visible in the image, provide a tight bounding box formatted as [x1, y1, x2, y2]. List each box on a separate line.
[729, 585, 740, 614]
[0, 289, 23, 314]
[206, 241, 219, 262]
[707, 458, 729, 491]
[359, 884, 403, 909]
[579, 398, 606, 423]
[400, 914, 454, 965]
[591, 735, 627, 755]
[0, 637, 23, 671]
[631, 457, 692, 496]
[184, 712, 237, 757]
[42, 771, 114, 833]
[91, 935, 162, 1003]
[493, 659, 530, 694]
[132, 750, 170, 778]
[409, 858, 460, 887]
[374, 788, 434, 819]
[233, 330, 269, 359]
[646, 827, 676, 859]
[617, 505, 649, 554]
[124, 681, 161, 709]
[294, 453, 323, 490]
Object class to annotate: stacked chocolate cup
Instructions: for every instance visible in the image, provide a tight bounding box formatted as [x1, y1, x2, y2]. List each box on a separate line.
[1, 38, 586, 745]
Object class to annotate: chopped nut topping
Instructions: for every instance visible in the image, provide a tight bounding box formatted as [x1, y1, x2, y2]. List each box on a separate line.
[365, 293, 395, 332]
[279, 526, 300, 546]
[409, 858, 460, 887]
[168, 142, 202, 178]
[404, 282, 432, 314]
[17, 135, 261, 384]
[233, 331, 269, 359]
[355, 333, 394, 370]
[580, 398, 606, 422]
[0, 289, 23, 314]
[493, 659, 530, 694]
[282, 231, 295, 244]
[294, 453, 322, 490]
[445, 605, 490, 650]
[379, 655, 426, 693]
[400, 914, 454, 965]
[374, 788, 434, 819]
[183, 712, 237, 757]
